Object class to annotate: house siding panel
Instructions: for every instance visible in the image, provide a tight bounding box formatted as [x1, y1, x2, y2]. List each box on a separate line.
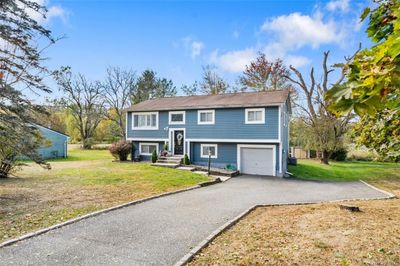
[190, 142, 237, 168]
[36, 126, 68, 159]
[190, 142, 280, 172]
[133, 141, 165, 160]
[127, 106, 279, 140]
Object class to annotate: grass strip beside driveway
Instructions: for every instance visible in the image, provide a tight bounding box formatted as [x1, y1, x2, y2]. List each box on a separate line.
[288, 160, 400, 182]
[0, 148, 209, 242]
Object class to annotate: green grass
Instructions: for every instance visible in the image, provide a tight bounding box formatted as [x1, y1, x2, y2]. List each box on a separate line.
[48, 147, 114, 161]
[288, 159, 400, 182]
[1, 146, 210, 242]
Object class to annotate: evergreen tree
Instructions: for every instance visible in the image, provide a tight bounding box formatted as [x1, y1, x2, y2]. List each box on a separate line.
[0, 0, 55, 177]
[131, 70, 177, 104]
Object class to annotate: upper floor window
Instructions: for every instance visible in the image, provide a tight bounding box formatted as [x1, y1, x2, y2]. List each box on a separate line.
[132, 112, 158, 130]
[198, 110, 215, 125]
[245, 108, 265, 124]
[169, 111, 185, 125]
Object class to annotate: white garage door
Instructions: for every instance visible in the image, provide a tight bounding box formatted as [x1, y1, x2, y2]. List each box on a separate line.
[240, 147, 275, 176]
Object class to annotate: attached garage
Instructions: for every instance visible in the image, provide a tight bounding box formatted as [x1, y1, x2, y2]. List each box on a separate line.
[237, 145, 276, 176]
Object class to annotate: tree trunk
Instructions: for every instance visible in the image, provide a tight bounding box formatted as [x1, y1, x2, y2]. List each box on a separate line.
[82, 138, 92, 149]
[320, 150, 330, 165]
[0, 170, 8, 178]
[0, 159, 13, 178]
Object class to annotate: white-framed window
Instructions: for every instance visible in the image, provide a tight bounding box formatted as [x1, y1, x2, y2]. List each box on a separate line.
[132, 112, 159, 130]
[245, 108, 265, 124]
[139, 143, 159, 155]
[169, 111, 185, 125]
[200, 144, 218, 158]
[197, 110, 215, 125]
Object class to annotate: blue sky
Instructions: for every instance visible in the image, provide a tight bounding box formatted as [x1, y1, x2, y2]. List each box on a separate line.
[42, 0, 371, 95]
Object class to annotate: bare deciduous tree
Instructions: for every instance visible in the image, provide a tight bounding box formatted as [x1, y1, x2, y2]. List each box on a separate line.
[54, 67, 106, 149]
[101, 67, 135, 139]
[286, 51, 355, 164]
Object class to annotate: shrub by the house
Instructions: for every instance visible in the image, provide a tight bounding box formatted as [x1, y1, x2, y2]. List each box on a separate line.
[109, 140, 131, 161]
[183, 153, 190, 165]
[151, 149, 158, 163]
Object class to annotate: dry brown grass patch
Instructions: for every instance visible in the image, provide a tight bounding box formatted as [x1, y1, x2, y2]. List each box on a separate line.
[191, 199, 400, 266]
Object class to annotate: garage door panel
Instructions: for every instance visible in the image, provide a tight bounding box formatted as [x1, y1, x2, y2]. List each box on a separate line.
[240, 147, 274, 176]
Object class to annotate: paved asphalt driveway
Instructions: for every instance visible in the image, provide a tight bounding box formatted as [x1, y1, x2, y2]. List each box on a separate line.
[0, 175, 389, 266]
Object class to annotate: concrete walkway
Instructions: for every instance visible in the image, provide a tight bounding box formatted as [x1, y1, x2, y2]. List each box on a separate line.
[0, 176, 390, 266]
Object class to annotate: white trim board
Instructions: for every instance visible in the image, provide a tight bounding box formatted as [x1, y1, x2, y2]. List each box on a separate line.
[125, 112, 128, 140]
[186, 141, 191, 159]
[278, 105, 282, 142]
[127, 138, 168, 142]
[237, 144, 277, 176]
[186, 138, 279, 143]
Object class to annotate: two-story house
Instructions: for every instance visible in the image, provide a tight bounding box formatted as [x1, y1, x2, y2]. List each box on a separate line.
[125, 90, 290, 177]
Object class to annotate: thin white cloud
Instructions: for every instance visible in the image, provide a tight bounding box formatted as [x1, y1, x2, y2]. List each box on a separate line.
[285, 55, 312, 68]
[191, 41, 204, 59]
[20, 0, 67, 24]
[261, 11, 344, 50]
[232, 30, 240, 39]
[210, 48, 257, 72]
[47, 5, 68, 23]
[211, 11, 342, 72]
[182, 37, 204, 59]
[326, 0, 350, 12]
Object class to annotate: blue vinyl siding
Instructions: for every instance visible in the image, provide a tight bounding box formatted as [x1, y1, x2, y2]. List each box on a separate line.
[36, 125, 68, 159]
[190, 142, 237, 168]
[127, 107, 279, 140]
[127, 103, 288, 175]
[133, 141, 165, 160]
[190, 142, 280, 172]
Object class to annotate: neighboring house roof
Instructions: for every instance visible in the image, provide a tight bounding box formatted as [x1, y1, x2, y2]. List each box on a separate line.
[126, 90, 290, 112]
[34, 123, 70, 138]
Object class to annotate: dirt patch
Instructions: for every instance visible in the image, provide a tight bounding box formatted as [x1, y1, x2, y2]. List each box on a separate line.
[190, 199, 400, 265]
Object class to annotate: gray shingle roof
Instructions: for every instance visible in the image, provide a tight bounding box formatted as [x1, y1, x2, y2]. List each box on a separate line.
[126, 90, 289, 112]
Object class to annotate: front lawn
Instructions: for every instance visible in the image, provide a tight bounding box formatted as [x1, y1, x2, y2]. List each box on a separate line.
[289, 159, 400, 195]
[190, 160, 400, 266]
[289, 159, 400, 181]
[0, 147, 209, 242]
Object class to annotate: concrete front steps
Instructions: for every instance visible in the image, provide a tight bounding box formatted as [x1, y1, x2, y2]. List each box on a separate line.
[152, 156, 183, 168]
